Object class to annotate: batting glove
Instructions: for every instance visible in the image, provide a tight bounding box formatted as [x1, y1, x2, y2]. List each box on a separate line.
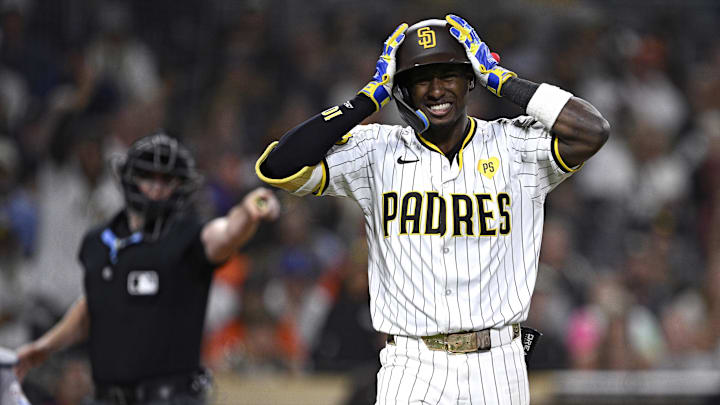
[445, 14, 517, 97]
[359, 23, 408, 111]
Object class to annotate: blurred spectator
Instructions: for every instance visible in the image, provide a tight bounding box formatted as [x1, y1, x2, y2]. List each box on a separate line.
[0, 136, 35, 349]
[260, 199, 337, 372]
[86, 1, 160, 105]
[203, 267, 286, 374]
[21, 116, 122, 330]
[695, 253, 720, 365]
[310, 239, 380, 372]
[529, 216, 596, 369]
[623, 34, 687, 136]
[566, 273, 665, 370]
[0, 0, 62, 98]
[51, 354, 92, 405]
[310, 238, 382, 405]
[538, 216, 595, 307]
[203, 198, 346, 374]
[0, 66, 28, 132]
[659, 290, 713, 369]
[565, 306, 605, 370]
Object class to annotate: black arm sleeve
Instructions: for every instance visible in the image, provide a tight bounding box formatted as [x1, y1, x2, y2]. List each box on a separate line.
[500, 77, 539, 110]
[261, 94, 376, 178]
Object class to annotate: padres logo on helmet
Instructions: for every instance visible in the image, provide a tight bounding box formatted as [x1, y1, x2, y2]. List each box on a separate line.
[417, 27, 436, 49]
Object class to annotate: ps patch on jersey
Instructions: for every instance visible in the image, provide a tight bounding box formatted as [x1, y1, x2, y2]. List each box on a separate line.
[127, 270, 159, 295]
[477, 157, 500, 179]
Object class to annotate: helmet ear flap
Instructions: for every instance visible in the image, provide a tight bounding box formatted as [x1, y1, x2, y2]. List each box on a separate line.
[401, 85, 410, 102]
[392, 86, 429, 134]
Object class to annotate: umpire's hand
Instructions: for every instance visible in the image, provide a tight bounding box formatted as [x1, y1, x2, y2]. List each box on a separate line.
[242, 187, 281, 222]
[14, 342, 49, 382]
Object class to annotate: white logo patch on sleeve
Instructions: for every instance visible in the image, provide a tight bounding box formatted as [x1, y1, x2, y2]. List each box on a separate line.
[127, 271, 159, 295]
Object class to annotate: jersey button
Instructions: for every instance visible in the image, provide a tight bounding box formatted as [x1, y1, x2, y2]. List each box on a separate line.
[445, 289, 453, 296]
[443, 247, 450, 254]
[442, 165, 449, 171]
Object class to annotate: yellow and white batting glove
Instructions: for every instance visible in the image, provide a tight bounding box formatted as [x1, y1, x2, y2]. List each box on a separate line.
[359, 23, 408, 111]
[445, 14, 516, 97]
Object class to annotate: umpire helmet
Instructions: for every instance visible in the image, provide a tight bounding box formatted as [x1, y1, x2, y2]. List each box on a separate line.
[392, 19, 473, 134]
[115, 132, 202, 240]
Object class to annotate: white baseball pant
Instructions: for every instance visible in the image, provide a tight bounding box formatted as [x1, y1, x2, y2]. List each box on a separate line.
[376, 329, 529, 405]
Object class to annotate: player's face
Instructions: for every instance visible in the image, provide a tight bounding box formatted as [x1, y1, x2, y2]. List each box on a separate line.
[406, 64, 473, 128]
[136, 172, 179, 201]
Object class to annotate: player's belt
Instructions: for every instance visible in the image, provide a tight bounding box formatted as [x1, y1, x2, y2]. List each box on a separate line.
[389, 324, 520, 353]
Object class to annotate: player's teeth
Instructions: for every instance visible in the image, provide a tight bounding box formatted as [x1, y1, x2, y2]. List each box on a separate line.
[429, 103, 451, 112]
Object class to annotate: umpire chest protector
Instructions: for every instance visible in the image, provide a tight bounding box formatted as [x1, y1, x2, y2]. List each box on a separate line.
[79, 211, 216, 385]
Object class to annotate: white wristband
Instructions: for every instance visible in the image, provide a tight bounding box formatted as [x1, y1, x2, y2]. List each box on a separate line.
[526, 83, 573, 129]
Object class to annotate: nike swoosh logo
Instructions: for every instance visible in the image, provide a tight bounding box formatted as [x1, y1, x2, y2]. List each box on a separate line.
[397, 157, 419, 164]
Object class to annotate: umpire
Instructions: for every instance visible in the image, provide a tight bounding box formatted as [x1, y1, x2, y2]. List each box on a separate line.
[14, 133, 280, 405]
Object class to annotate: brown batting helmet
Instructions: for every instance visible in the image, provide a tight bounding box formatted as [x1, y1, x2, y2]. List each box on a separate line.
[395, 19, 471, 78]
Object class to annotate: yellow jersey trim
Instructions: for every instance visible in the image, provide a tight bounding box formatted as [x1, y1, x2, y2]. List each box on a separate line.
[416, 132, 444, 155]
[254, 141, 319, 192]
[456, 117, 477, 171]
[313, 159, 329, 196]
[335, 132, 353, 145]
[415, 116, 477, 170]
[552, 137, 583, 173]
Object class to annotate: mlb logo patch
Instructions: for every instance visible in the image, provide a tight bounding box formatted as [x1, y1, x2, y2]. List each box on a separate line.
[127, 271, 159, 296]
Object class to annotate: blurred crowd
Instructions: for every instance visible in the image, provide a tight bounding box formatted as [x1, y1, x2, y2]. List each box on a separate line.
[0, 0, 719, 403]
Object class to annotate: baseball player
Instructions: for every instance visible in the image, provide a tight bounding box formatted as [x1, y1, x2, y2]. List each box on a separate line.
[256, 15, 609, 405]
[15, 133, 280, 405]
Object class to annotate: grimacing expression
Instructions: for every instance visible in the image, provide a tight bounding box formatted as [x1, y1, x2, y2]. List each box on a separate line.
[405, 64, 474, 128]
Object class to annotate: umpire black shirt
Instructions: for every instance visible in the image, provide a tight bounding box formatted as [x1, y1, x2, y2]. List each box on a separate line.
[79, 211, 217, 385]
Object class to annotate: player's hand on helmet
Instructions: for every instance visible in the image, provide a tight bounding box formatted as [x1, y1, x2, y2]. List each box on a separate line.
[445, 14, 517, 97]
[359, 23, 409, 111]
[242, 187, 280, 222]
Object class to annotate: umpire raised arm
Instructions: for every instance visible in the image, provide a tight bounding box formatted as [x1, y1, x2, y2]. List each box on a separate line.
[15, 133, 280, 405]
[256, 13, 608, 405]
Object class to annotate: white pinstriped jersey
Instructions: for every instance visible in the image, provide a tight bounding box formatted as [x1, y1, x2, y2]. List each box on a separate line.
[257, 115, 576, 337]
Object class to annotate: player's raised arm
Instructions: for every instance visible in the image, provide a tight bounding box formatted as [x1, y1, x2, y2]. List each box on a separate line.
[258, 23, 408, 180]
[445, 14, 610, 169]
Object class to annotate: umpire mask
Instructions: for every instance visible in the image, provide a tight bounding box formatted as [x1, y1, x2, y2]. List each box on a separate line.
[115, 132, 202, 241]
[393, 19, 473, 134]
